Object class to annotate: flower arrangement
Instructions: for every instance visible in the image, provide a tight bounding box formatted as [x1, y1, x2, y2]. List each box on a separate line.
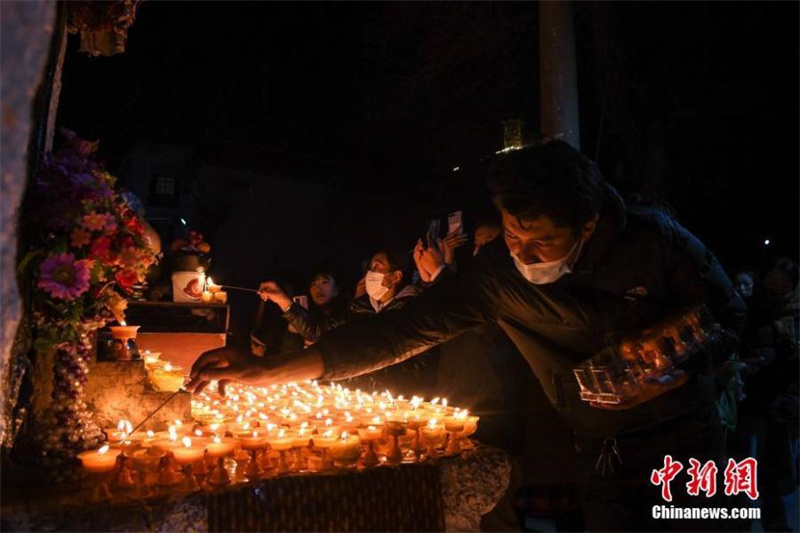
[19, 129, 160, 468]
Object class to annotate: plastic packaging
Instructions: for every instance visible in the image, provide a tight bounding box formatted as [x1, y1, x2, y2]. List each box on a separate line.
[574, 305, 721, 404]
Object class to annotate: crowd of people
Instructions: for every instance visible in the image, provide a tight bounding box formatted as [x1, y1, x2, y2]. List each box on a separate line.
[189, 141, 798, 532]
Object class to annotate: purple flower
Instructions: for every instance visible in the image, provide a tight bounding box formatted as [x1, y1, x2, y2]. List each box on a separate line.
[38, 253, 91, 300]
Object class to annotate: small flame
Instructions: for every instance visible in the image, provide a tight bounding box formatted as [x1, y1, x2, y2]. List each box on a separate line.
[325, 418, 333, 427]
[372, 416, 382, 424]
[195, 429, 203, 437]
[428, 419, 438, 428]
[341, 431, 348, 441]
[182, 436, 192, 448]
[323, 429, 333, 438]
[213, 436, 221, 444]
[98, 445, 110, 454]
[164, 363, 173, 372]
[253, 431, 259, 438]
[146, 430, 155, 438]
[210, 424, 219, 431]
[368, 425, 376, 431]
[120, 320, 127, 327]
[169, 426, 178, 441]
[278, 429, 285, 438]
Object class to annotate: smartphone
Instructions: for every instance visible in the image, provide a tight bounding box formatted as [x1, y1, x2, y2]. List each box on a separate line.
[447, 210, 463, 235]
[426, 219, 441, 249]
[293, 295, 308, 310]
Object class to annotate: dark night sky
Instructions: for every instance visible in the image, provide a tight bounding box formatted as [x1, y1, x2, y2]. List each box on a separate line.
[58, 1, 799, 271]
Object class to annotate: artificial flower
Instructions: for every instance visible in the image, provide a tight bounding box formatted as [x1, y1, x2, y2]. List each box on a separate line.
[37, 253, 91, 300]
[70, 228, 91, 248]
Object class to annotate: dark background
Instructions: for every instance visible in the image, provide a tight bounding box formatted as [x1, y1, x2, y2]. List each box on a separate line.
[57, 1, 799, 282]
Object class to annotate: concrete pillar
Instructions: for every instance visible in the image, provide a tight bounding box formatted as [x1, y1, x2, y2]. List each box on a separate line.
[539, 1, 580, 149]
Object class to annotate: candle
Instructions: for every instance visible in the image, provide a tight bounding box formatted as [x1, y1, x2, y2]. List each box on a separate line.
[172, 437, 206, 465]
[229, 421, 258, 438]
[311, 429, 338, 449]
[356, 425, 383, 441]
[149, 363, 185, 392]
[206, 278, 221, 293]
[201, 291, 213, 303]
[292, 428, 311, 448]
[78, 445, 121, 474]
[109, 325, 140, 341]
[265, 428, 294, 451]
[443, 414, 466, 433]
[214, 291, 228, 304]
[195, 422, 228, 437]
[105, 419, 133, 442]
[125, 445, 165, 470]
[329, 432, 362, 468]
[238, 431, 268, 451]
[205, 436, 236, 458]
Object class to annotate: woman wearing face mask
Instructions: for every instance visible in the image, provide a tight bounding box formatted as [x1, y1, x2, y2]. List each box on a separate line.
[259, 268, 349, 347]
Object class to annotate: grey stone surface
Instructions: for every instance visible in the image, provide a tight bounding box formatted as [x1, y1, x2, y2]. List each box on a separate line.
[440, 445, 513, 532]
[0, 0, 57, 445]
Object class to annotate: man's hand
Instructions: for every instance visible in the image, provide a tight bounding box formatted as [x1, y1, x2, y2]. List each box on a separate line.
[258, 281, 292, 310]
[187, 346, 273, 395]
[187, 346, 326, 395]
[440, 232, 468, 265]
[589, 370, 690, 410]
[419, 240, 445, 275]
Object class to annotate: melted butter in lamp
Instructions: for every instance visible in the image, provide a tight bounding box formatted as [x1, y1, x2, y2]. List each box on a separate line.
[78, 445, 121, 474]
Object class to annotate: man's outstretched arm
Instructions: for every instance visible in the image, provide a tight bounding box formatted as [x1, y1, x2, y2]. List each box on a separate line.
[188, 270, 493, 393]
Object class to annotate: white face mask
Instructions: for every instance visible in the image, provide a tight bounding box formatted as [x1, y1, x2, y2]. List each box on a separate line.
[365, 270, 390, 301]
[511, 239, 583, 285]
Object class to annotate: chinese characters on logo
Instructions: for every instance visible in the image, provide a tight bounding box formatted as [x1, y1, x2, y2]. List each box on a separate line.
[651, 456, 758, 501]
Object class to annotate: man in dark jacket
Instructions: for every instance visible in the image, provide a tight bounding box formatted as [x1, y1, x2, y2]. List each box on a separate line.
[189, 141, 747, 531]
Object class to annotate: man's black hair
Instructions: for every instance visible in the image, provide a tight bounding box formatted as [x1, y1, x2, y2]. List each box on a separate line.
[372, 246, 410, 275]
[487, 140, 605, 231]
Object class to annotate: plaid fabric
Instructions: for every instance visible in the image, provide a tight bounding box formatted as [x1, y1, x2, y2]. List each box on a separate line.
[207, 463, 445, 532]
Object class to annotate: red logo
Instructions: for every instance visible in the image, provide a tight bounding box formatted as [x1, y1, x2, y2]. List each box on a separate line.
[650, 456, 759, 501]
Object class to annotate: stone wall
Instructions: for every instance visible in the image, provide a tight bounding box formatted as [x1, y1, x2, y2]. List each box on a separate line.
[0, 1, 57, 444]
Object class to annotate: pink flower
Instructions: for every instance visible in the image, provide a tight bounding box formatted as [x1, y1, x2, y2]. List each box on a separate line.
[70, 228, 91, 248]
[83, 211, 106, 231]
[38, 253, 91, 300]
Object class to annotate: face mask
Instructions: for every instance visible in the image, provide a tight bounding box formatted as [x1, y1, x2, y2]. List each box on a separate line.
[365, 270, 390, 301]
[511, 239, 583, 285]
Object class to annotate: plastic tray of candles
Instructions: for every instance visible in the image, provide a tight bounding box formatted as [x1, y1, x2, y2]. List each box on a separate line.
[72, 381, 481, 501]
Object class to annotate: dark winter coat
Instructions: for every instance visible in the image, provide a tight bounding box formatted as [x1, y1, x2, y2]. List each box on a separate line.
[314, 183, 747, 437]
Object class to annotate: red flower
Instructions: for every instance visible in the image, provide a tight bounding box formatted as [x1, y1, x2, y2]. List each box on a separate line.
[89, 236, 116, 266]
[115, 269, 138, 290]
[124, 216, 144, 235]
